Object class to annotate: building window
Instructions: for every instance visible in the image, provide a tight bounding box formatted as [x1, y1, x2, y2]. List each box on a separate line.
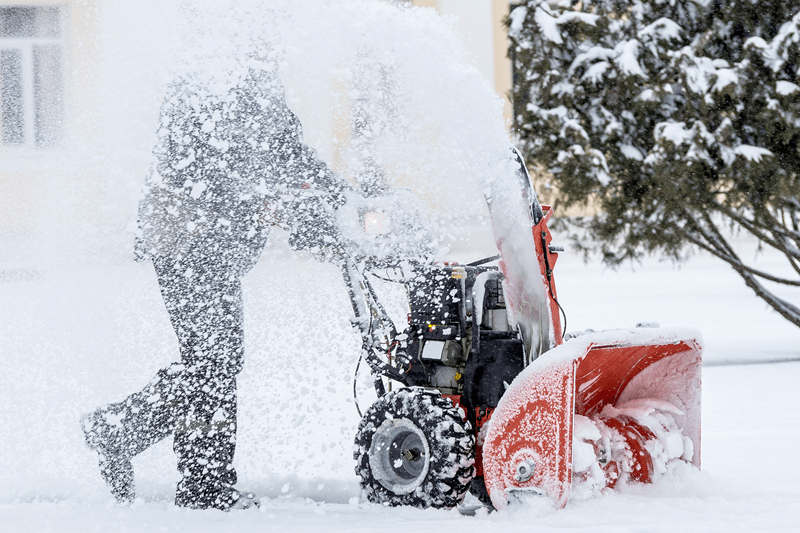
[0, 5, 65, 148]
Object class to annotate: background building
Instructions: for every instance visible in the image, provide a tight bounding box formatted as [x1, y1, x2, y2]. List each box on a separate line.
[1, 1, 117, 270]
[0, 1, 514, 270]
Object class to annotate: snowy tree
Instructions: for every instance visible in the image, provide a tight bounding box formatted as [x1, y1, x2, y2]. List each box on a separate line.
[509, 0, 800, 328]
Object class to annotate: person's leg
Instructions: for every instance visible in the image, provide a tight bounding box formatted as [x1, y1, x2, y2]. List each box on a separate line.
[173, 370, 239, 507]
[84, 254, 251, 508]
[154, 254, 251, 509]
[156, 255, 245, 377]
[82, 364, 184, 503]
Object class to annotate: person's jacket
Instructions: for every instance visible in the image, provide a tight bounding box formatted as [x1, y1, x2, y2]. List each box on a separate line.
[134, 66, 349, 274]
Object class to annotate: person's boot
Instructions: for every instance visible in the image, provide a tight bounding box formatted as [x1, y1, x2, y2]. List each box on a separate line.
[175, 479, 258, 511]
[81, 411, 135, 505]
[172, 372, 250, 511]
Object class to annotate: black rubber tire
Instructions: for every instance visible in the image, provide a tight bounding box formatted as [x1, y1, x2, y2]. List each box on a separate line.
[354, 387, 476, 509]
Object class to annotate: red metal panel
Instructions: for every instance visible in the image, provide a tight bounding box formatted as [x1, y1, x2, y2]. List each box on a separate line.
[575, 342, 696, 417]
[482, 358, 576, 510]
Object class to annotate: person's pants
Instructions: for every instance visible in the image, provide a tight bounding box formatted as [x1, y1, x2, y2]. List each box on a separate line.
[91, 253, 244, 497]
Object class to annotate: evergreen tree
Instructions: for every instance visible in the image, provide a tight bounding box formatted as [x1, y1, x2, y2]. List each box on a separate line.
[509, 0, 800, 328]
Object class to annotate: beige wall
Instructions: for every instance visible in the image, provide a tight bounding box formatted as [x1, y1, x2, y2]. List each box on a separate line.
[411, 0, 512, 124]
[491, 0, 512, 115]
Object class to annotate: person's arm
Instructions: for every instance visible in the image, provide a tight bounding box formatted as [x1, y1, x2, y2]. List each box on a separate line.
[265, 109, 352, 199]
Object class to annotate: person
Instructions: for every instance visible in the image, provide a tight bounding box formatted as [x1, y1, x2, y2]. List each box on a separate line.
[81, 63, 351, 510]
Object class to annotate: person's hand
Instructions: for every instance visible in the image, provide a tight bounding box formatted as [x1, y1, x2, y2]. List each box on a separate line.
[257, 198, 291, 230]
[287, 196, 346, 262]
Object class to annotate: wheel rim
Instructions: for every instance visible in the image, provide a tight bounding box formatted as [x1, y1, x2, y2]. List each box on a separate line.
[369, 418, 430, 495]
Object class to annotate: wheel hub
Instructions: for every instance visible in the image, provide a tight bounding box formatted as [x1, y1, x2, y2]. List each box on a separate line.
[369, 418, 430, 494]
[401, 447, 421, 463]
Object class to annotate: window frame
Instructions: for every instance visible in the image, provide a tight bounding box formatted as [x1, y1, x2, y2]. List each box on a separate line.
[0, 4, 68, 150]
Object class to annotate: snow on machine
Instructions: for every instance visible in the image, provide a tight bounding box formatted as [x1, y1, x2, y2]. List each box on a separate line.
[339, 149, 703, 510]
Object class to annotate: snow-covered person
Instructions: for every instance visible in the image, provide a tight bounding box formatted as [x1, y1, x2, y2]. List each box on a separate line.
[81, 62, 351, 510]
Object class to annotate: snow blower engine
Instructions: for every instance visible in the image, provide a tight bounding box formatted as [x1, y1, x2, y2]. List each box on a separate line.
[340, 149, 703, 511]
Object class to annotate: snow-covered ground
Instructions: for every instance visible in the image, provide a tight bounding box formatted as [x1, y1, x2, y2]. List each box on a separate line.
[1, 233, 798, 532]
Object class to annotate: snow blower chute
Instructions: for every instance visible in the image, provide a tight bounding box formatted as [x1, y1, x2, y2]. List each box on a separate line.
[340, 148, 703, 510]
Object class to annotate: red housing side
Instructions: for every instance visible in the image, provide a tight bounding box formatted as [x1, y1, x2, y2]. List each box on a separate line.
[482, 332, 703, 510]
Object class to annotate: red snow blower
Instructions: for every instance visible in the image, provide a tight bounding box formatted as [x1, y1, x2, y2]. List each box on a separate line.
[341, 148, 702, 510]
